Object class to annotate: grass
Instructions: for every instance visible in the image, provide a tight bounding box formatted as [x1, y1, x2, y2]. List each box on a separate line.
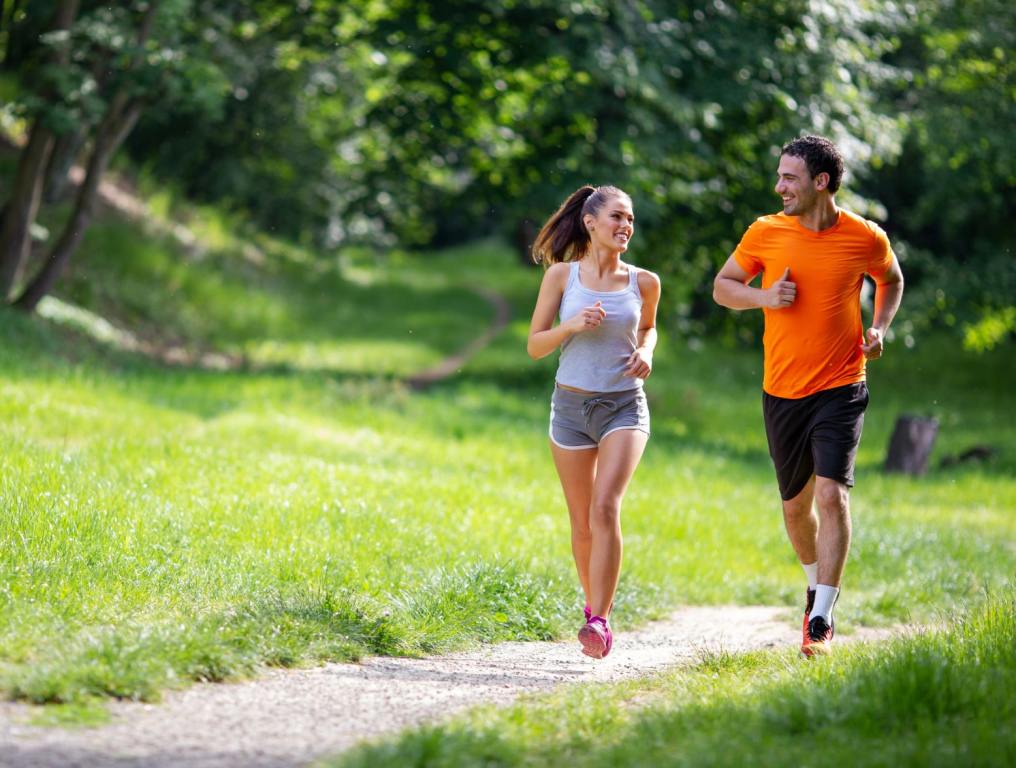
[333, 597, 1016, 767]
[0, 197, 1013, 733]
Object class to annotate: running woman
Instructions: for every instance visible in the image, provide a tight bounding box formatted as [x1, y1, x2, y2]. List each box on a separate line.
[713, 136, 904, 656]
[527, 185, 661, 659]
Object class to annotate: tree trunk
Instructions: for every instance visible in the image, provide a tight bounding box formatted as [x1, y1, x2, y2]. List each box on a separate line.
[42, 126, 86, 203]
[0, 0, 79, 300]
[14, 101, 142, 312]
[0, 125, 55, 298]
[515, 218, 537, 265]
[2, 0, 28, 70]
[10, 0, 157, 311]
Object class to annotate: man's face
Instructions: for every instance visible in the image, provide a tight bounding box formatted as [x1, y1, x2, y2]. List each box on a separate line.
[775, 154, 819, 216]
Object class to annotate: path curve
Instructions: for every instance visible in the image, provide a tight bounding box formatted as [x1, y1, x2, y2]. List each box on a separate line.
[0, 606, 894, 768]
[406, 285, 513, 389]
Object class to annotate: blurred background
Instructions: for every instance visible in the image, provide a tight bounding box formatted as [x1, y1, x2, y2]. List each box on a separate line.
[0, 0, 1013, 348]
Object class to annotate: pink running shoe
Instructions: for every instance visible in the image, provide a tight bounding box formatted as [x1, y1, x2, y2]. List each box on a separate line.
[585, 602, 614, 622]
[578, 616, 612, 659]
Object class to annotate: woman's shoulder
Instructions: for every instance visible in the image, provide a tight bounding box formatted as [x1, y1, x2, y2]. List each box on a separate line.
[547, 260, 573, 276]
[631, 266, 661, 294]
[542, 260, 573, 286]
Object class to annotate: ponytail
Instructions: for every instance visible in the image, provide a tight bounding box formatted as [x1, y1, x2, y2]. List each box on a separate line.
[531, 185, 629, 266]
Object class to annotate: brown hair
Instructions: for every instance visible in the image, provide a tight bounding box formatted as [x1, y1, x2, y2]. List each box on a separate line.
[532, 185, 630, 266]
[781, 135, 844, 193]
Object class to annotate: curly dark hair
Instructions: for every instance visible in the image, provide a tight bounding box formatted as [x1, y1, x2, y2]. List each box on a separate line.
[781, 135, 844, 193]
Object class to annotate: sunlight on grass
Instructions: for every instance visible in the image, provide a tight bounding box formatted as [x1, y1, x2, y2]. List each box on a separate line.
[333, 597, 1016, 767]
[0, 225, 1013, 719]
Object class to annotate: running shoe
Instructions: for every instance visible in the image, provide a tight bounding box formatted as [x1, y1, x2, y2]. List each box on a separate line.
[801, 614, 834, 657]
[585, 602, 613, 622]
[578, 616, 611, 659]
[802, 588, 816, 647]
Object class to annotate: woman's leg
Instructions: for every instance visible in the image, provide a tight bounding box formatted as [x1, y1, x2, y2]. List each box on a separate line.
[587, 428, 648, 617]
[550, 441, 598, 605]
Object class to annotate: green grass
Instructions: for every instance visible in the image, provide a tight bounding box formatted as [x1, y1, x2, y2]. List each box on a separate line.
[0, 199, 1013, 727]
[34, 210, 492, 375]
[333, 597, 1016, 767]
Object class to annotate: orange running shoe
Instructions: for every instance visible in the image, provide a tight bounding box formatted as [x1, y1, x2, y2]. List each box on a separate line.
[802, 588, 816, 648]
[801, 615, 834, 657]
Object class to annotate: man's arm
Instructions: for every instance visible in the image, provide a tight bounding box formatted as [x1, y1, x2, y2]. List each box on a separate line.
[861, 254, 904, 360]
[712, 255, 796, 310]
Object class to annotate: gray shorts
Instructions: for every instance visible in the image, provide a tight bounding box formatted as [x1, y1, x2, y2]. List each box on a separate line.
[549, 385, 650, 450]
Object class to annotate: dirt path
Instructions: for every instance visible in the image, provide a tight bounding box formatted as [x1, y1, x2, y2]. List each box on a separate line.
[0, 606, 894, 768]
[405, 285, 513, 389]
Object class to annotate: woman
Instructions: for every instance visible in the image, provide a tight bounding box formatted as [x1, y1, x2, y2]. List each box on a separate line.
[527, 185, 661, 659]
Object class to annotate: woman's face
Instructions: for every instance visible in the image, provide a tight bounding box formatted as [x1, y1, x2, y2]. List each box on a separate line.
[585, 195, 634, 253]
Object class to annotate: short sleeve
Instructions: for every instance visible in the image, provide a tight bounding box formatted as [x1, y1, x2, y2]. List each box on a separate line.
[866, 223, 894, 279]
[732, 218, 767, 277]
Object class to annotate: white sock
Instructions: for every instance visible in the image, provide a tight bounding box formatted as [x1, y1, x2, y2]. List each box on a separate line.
[802, 562, 818, 591]
[811, 584, 839, 622]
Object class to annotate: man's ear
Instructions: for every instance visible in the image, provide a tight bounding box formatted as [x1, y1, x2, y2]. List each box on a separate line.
[814, 171, 830, 191]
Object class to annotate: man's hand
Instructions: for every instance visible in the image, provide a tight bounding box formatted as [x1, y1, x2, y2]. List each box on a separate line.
[861, 327, 884, 360]
[765, 267, 797, 309]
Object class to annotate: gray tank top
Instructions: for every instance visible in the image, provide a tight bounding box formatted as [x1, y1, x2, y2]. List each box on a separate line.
[557, 261, 644, 393]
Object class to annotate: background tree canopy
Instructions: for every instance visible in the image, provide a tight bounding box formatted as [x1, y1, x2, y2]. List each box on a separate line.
[1, 0, 1012, 345]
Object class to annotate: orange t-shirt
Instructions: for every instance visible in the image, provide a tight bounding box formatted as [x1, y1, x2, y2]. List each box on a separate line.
[733, 209, 895, 399]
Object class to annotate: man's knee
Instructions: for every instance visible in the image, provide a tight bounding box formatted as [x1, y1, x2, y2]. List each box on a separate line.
[815, 478, 849, 514]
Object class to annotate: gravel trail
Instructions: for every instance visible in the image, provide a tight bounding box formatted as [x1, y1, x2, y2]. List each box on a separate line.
[0, 605, 893, 768]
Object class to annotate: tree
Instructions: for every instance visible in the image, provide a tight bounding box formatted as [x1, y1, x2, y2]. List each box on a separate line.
[0, 0, 78, 300]
[3, 0, 234, 310]
[862, 0, 1015, 346]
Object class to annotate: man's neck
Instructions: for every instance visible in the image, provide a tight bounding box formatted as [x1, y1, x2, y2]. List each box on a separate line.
[797, 198, 839, 232]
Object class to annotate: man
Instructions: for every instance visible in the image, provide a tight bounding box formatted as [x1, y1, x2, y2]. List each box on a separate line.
[713, 135, 904, 656]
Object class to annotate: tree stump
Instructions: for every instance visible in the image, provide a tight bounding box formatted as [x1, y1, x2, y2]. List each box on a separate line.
[515, 219, 537, 266]
[884, 415, 939, 476]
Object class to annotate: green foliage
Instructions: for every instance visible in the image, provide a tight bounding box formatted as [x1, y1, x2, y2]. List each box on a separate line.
[862, 0, 1016, 347]
[5, 2, 1012, 339]
[118, 1, 907, 337]
[964, 306, 1016, 353]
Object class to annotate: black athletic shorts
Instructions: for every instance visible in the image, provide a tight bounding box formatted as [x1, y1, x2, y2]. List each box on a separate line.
[762, 382, 869, 501]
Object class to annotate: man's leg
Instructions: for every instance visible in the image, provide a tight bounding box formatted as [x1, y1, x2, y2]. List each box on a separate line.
[781, 475, 818, 566]
[813, 475, 852, 588]
[782, 475, 820, 646]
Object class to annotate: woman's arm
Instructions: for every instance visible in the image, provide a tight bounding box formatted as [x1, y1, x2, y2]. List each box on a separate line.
[625, 270, 661, 378]
[527, 263, 605, 359]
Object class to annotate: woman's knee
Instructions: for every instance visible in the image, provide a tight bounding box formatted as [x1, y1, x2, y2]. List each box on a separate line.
[589, 498, 621, 529]
[571, 522, 593, 543]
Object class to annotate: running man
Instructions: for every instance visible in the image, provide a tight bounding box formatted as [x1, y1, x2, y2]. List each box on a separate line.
[712, 135, 904, 656]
